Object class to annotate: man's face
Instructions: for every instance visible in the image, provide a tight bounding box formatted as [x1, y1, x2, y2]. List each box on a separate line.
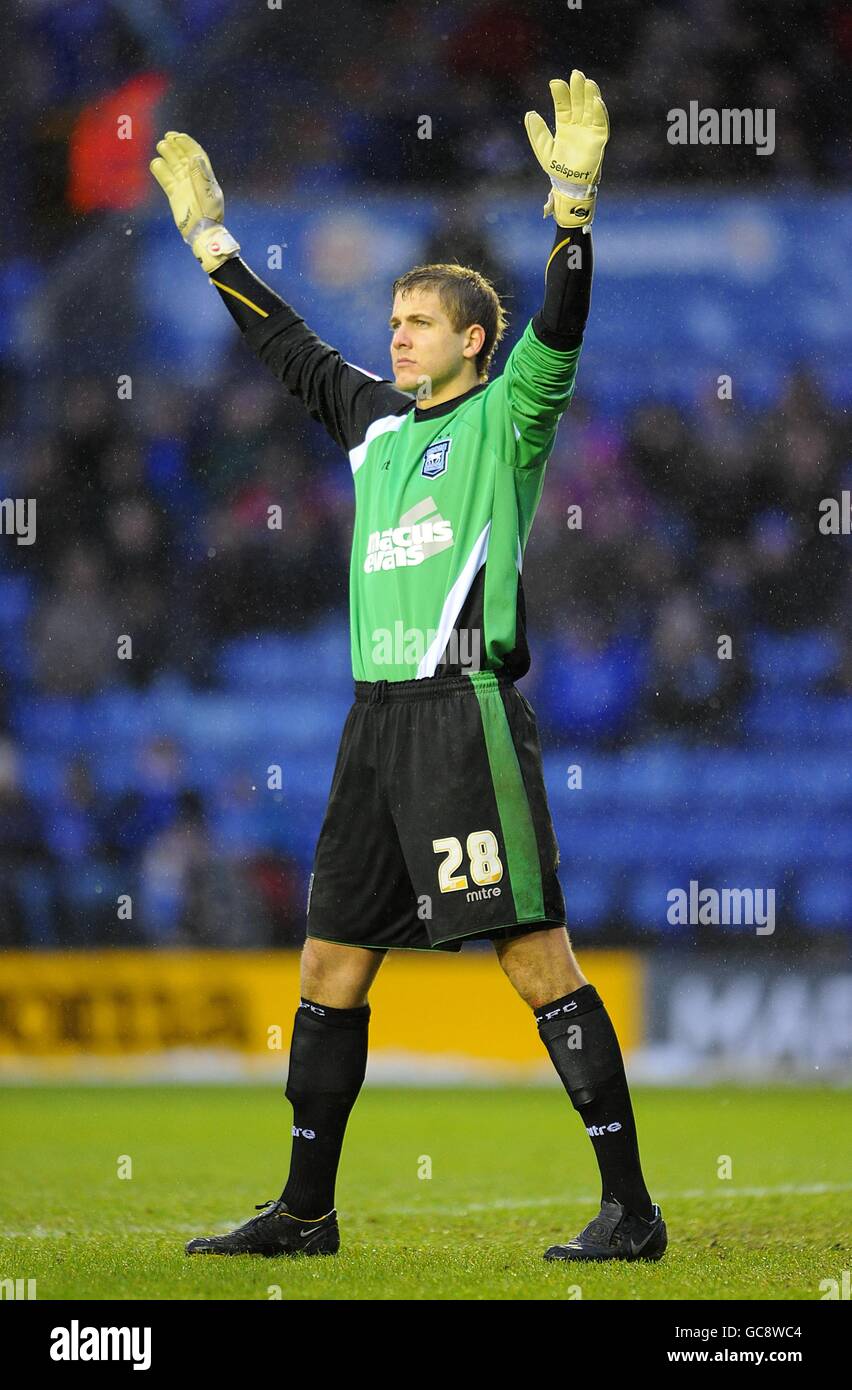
[389, 287, 480, 401]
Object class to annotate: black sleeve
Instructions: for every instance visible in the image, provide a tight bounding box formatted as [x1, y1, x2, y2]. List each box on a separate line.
[209, 258, 413, 455]
[531, 225, 593, 352]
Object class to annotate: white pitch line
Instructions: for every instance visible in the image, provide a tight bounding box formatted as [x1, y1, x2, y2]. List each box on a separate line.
[383, 1180, 852, 1217]
[2, 1183, 850, 1238]
[0, 1223, 203, 1239]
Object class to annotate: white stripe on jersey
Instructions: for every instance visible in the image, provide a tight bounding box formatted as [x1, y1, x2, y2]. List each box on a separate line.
[348, 412, 408, 475]
[416, 522, 491, 680]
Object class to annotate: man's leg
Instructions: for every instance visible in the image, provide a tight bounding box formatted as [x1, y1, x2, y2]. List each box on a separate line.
[280, 938, 386, 1220]
[494, 926, 653, 1220]
[185, 939, 383, 1257]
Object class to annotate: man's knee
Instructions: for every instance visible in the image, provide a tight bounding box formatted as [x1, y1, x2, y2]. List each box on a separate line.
[494, 923, 572, 961]
[300, 937, 386, 1008]
[493, 925, 586, 1007]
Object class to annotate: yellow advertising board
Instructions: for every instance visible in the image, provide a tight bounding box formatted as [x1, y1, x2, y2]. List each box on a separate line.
[0, 950, 644, 1082]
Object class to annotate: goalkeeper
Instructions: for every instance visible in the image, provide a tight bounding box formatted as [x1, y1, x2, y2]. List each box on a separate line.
[152, 71, 666, 1264]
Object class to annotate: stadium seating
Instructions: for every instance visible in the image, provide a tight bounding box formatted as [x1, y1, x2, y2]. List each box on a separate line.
[5, 614, 846, 940]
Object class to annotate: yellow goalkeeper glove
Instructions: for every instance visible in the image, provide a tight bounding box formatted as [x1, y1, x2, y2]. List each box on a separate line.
[524, 71, 610, 228]
[149, 131, 240, 273]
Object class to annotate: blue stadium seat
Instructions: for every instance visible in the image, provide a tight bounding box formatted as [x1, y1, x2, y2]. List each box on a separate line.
[0, 573, 33, 629]
[0, 575, 33, 679]
[814, 700, 852, 739]
[218, 620, 350, 693]
[748, 693, 852, 743]
[797, 871, 852, 931]
[611, 746, 693, 804]
[89, 689, 158, 742]
[563, 871, 614, 929]
[752, 628, 839, 688]
[208, 801, 269, 853]
[13, 865, 59, 947]
[20, 751, 65, 800]
[13, 696, 90, 750]
[790, 754, 852, 801]
[814, 820, 852, 863]
[543, 753, 614, 808]
[629, 869, 695, 934]
[0, 632, 32, 683]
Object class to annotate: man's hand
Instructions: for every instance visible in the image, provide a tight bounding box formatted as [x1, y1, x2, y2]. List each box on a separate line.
[525, 71, 609, 228]
[150, 132, 240, 273]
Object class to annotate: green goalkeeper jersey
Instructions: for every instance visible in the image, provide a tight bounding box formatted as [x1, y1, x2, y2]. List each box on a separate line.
[244, 309, 581, 683]
[349, 322, 580, 680]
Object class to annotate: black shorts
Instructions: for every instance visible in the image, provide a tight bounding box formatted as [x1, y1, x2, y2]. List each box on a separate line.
[306, 670, 567, 952]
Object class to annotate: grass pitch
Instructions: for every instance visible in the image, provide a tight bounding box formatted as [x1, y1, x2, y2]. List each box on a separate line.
[1, 1084, 849, 1301]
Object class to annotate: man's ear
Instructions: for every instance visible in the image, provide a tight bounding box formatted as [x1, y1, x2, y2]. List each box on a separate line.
[464, 324, 486, 360]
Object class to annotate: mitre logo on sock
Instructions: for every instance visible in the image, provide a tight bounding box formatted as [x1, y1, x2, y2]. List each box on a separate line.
[292, 1126, 316, 1139]
[586, 1121, 623, 1137]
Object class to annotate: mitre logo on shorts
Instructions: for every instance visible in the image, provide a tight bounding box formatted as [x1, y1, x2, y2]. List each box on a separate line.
[364, 496, 454, 573]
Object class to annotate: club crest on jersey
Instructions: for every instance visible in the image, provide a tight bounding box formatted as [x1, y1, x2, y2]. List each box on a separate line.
[421, 438, 451, 479]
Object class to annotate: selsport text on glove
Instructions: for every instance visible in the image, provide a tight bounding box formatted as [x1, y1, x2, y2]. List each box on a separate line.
[524, 71, 610, 228]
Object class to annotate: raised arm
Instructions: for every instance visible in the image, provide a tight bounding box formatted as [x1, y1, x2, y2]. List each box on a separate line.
[526, 68, 609, 350]
[481, 72, 609, 470]
[149, 132, 410, 455]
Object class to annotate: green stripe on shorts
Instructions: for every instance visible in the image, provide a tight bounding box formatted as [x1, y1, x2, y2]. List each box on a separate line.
[468, 671, 545, 922]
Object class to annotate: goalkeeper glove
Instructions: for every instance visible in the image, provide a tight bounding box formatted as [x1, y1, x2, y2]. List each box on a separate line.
[149, 132, 240, 273]
[524, 71, 609, 228]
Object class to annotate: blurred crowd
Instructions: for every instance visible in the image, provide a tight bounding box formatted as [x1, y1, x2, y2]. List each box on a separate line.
[0, 730, 305, 951]
[0, 0, 849, 948]
[5, 0, 851, 258]
[4, 370, 349, 693]
[0, 346, 849, 947]
[523, 371, 852, 740]
[3, 354, 848, 712]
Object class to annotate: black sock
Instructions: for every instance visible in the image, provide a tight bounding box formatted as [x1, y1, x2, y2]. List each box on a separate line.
[281, 997, 370, 1220]
[535, 985, 653, 1221]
